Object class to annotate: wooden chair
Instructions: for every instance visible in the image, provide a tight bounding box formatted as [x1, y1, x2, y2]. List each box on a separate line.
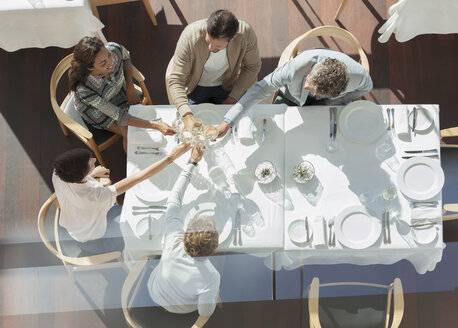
[121, 259, 198, 327]
[88, 0, 158, 26]
[334, 0, 349, 21]
[307, 277, 404, 328]
[271, 25, 369, 103]
[440, 129, 458, 220]
[38, 193, 127, 281]
[50, 53, 152, 166]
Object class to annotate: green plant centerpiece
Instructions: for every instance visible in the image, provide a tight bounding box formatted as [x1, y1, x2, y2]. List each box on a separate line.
[292, 160, 315, 183]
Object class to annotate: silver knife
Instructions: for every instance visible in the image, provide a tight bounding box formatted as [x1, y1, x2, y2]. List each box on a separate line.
[402, 154, 439, 159]
[332, 107, 337, 140]
[412, 107, 417, 133]
[232, 209, 240, 245]
[381, 210, 387, 243]
[305, 216, 310, 242]
[135, 151, 164, 155]
[148, 215, 152, 240]
[132, 205, 167, 210]
[386, 108, 391, 130]
[137, 146, 160, 150]
[390, 108, 395, 129]
[132, 210, 165, 215]
[385, 210, 391, 244]
[261, 118, 267, 144]
[404, 149, 438, 153]
[237, 212, 242, 246]
[329, 108, 334, 138]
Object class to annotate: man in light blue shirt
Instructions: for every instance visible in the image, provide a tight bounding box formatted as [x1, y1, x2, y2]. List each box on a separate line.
[215, 48, 373, 138]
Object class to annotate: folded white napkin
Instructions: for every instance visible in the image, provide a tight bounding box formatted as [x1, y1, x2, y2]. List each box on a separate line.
[237, 116, 254, 141]
[395, 106, 409, 137]
[311, 215, 326, 247]
[411, 206, 442, 223]
[130, 130, 165, 146]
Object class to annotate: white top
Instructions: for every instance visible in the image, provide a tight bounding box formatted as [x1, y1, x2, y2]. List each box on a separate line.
[147, 164, 220, 316]
[198, 48, 229, 87]
[52, 172, 117, 242]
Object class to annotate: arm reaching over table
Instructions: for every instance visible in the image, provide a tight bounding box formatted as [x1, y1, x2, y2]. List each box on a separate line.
[113, 143, 191, 195]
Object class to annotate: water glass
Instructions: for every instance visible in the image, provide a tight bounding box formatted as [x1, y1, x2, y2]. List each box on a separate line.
[358, 189, 375, 204]
[191, 119, 205, 135]
[242, 221, 256, 237]
[382, 185, 398, 201]
[205, 125, 219, 140]
[180, 129, 193, 144]
[251, 212, 265, 227]
[325, 138, 339, 153]
[172, 118, 184, 133]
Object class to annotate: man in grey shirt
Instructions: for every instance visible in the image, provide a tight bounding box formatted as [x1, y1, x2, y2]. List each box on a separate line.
[215, 48, 373, 138]
[148, 146, 220, 328]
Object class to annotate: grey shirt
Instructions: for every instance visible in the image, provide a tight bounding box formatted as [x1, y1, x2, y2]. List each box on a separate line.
[224, 48, 373, 124]
[148, 164, 220, 317]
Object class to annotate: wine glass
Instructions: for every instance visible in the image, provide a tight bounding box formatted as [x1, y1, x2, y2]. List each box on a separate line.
[191, 119, 205, 135]
[205, 125, 219, 141]
[172, 118, 184, 133]
[382, 185, 398, 201]
[180, 128, 193, 144]
[191, 133, 206, 147]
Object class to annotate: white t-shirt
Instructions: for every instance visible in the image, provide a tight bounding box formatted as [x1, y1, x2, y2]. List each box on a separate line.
[198, 48, 229, 87]
[147, 164, 220, 317]
[52, 172, 117, 242]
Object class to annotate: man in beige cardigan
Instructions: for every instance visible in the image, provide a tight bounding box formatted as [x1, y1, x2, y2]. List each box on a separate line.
[168, 9, 261, 130]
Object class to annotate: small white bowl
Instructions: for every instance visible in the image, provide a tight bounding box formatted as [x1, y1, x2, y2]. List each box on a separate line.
[254, 161, 277, 184]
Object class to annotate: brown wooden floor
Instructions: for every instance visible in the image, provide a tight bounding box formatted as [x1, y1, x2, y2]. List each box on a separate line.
[1, 0, 458, 327]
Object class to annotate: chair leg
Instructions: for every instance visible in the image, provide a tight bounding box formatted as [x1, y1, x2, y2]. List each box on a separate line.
[88, 139, 106, 167]
[141, 0, 158, 26]
[88, 0, 101, 19]
[58, 121, 69, 136]
[334, 0, 349, 21]
[63, 261, 76, 282]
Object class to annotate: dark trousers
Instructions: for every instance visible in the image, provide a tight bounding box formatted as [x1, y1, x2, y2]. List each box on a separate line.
[188, 85, 230, 104]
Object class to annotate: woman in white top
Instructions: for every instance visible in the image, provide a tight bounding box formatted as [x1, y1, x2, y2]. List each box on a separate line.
[52, 143, 190, 255]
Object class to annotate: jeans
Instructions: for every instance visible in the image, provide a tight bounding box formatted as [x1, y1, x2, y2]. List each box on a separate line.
[75, 205, 125, 255]
[188, 85, 230, 104]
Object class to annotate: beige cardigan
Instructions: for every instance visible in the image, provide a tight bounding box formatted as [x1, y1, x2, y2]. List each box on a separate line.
[168, 19, 261, 117]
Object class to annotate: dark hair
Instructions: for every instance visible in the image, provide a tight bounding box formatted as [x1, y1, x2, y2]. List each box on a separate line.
[68, 36, 104, 91]
[54, 148, 92, 183]
[206, 10, 239, 41]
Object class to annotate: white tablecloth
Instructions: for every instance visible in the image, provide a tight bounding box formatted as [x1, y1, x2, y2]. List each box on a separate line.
[120, 105, 286, 261]
[120, 104, 444, 274]
[378, 0, 458, 43]
[281, 105, 444, 274]
[0, 0, 106, 52]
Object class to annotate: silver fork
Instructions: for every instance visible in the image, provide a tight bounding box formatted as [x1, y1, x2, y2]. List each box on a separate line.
[390, 108, 395, 129]
[328, 217, 335, 246]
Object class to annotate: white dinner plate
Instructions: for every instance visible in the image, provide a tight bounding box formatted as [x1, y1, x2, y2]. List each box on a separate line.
[338, 100, 385, 144]
[193, 104, 228, 145]
[288, 219, 312, 244]
[254, 117, 276, 144]
[397, 157, 444, 200]
[408, 107, 433, 131]
[136, 215, 164, 240]
[184, 202, 233, 245]
[335, 206, 381, 249]
[135, 167, 173, 203]
[411, 225, 438, 244]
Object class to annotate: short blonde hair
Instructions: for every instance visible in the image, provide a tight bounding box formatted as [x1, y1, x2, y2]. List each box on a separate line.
[183, 215, 219, 257]
[308, 58, 349, 98]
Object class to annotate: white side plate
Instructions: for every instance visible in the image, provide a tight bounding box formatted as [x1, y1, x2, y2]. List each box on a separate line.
[288, 219, 312, 244]
[135, 167, 173, 203]
[408, 107, 434, 131]
[397, 157, 444, 200]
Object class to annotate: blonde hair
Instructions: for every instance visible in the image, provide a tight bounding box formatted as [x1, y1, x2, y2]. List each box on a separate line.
[183, 215, 219, 257]
[308, 58, 349, 98]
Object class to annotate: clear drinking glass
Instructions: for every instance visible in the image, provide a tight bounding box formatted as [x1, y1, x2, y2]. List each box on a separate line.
[358, 189, 375, 205]
[180, 129, 193, 144]
[191, 133, 206, 147]
[382, 185, 398, 201]
[191, 119, 205, 135]
[205, 125, 219, 141]
[172, 118, 184, 133]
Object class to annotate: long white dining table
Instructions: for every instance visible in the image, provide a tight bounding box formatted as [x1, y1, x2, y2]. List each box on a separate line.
[0, 0, 106, 52]
[120, 103, 444, 274]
